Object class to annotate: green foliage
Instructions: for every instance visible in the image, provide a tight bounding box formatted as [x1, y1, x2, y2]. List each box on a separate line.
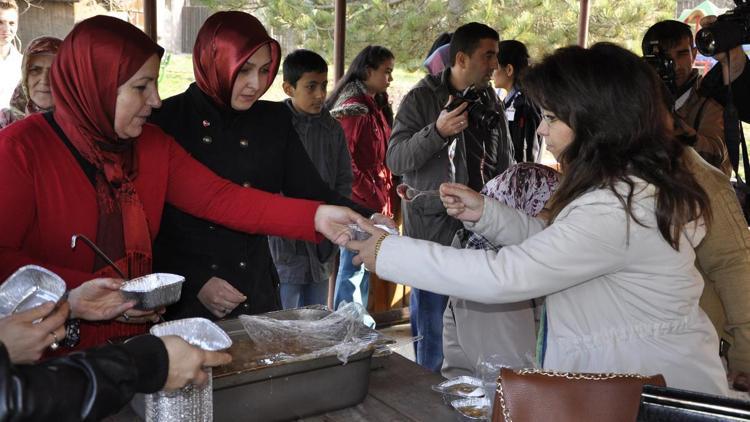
[197, 0, 675, 69]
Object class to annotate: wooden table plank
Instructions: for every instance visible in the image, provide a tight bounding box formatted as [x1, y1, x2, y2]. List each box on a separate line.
[302, 354, 456, 422]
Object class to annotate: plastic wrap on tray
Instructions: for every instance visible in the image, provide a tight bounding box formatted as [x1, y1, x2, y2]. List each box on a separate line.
[0, 265, 66, 318]
[143, 318, 232, 422]
[121, 273, 184, 311]
[238, 302, 382, 366]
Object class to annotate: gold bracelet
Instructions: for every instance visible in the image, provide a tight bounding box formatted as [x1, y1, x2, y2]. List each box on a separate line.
[373, 232, 390, 262]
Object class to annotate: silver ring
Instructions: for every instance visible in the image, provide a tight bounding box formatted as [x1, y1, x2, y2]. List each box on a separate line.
[49, 332, 59, 351]
[122, 313, 130, 321]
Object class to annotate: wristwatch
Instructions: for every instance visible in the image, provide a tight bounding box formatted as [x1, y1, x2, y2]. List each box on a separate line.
[62, 318, 81, 348]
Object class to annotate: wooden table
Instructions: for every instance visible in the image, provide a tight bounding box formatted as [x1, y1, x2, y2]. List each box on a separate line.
[107, 353, 459, 422]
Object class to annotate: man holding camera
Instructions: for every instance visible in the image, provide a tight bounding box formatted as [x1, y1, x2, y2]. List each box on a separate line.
[643, 20, 732, 177]
[646, 18, 750, 392]
[387, 22, 515, 373]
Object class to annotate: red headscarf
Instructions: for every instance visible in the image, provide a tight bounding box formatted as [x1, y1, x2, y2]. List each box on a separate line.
[49, 16, 164, 279]
[193, 11, 281, 108]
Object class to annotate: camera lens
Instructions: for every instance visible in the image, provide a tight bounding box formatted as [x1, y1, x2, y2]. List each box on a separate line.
[696, 20, 744, 56]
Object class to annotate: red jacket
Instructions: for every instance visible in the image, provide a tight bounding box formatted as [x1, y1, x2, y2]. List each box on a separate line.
[331, 82, 393, 216]
[0, 113, 321, 349]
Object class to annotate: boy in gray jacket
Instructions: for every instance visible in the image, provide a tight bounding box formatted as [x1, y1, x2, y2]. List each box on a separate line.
[269, 50, 353, 308]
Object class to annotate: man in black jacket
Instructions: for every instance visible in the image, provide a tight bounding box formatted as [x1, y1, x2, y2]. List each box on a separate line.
[387, 22, 515, 372]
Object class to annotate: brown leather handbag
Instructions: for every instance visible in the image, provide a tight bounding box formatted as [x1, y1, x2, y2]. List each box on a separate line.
[492, 368, 666, 422]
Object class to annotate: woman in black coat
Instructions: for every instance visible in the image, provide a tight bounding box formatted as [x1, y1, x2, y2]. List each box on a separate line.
[150, 11, 381, 320]
[492, 40, 543, 163]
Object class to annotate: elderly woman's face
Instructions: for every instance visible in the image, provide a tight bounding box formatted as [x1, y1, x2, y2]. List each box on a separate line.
[114, 54, 161, 139]
[27, 54, 54, 109]
[537, 109, 575, 161]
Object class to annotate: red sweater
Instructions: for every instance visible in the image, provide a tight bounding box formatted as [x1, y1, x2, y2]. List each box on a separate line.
[0, 114, 321, 349]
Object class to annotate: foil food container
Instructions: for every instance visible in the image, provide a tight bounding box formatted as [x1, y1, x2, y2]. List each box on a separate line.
[451, 397, 492, 421]
[121, 273, 184, 311]
[347, 223, 399, 241]
[142, 318, 232, 422]
[432, 375, 485, 404]
[0, 265, 66, 318]
[149, 317, 232, 351]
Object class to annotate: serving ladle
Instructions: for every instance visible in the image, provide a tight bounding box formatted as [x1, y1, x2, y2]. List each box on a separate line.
[71, 234, 127, 280]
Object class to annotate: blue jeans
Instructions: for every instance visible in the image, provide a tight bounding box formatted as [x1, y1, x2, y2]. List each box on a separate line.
[333, 247, 370, 310]
[279, 282, 329, 309]
[410, 288, 448, 373]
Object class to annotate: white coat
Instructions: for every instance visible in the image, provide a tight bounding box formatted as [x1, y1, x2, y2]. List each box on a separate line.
[376, 180, 728, 395]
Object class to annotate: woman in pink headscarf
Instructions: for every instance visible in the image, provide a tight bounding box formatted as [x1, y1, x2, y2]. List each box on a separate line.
[0, 15, 359, 351]
[0, 36, 61, 128]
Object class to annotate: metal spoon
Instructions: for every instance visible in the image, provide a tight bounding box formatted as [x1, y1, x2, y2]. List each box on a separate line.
[71, 234, 127, 280]
[396, 183, 440, 203]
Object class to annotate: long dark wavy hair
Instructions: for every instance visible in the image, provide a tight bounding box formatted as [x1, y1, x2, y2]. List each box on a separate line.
[523, 42, 710, 250]
[325, 45, 394, 125]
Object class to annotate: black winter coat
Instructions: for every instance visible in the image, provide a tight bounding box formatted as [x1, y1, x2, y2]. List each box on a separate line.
[504, 89, 543, 163]
[0, 335, 167, 422]
[150, 84, 372, 320]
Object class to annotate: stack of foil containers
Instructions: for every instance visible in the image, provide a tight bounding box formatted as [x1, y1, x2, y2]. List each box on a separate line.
[145, 318, 232, 421]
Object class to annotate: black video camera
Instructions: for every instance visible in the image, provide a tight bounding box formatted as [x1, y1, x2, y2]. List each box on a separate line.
[696, 0, 750, 56]
[643, 40, 678, 95]
[445, 85, 501, 131]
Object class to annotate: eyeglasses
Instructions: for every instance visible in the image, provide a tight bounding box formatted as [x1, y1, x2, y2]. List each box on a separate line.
[541, 113, 559, 125]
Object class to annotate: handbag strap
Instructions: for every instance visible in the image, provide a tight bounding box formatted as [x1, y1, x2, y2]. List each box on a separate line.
[722, 52, 750, 183]
[740, 128, 749, 184]
[724, 102, 750, 183]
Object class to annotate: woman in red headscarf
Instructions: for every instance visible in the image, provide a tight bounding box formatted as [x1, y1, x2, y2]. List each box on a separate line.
[0, 15, 359, 351]
[149, 11, 393, 321]
[0, 36, 61, 128]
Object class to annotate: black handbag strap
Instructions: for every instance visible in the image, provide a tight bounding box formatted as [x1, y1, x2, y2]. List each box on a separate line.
[724, 102, 750, 183]
[740, 128, 750, 184]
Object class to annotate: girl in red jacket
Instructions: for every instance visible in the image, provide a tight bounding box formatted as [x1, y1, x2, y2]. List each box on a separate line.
[326, 46, 396, 310]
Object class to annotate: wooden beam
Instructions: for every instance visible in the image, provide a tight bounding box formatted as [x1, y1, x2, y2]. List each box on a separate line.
[578, 0, 590, 47]
[144, 0, 157, 41]
[333, 0, 345, 82]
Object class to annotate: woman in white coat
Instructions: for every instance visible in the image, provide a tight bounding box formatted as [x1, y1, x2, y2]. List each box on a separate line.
[350, 43, 728, 395]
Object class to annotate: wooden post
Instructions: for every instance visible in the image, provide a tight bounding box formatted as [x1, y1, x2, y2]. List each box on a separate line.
[578, 0, 590, 48]
[144, 0, 157, 41]
[334, 0, 346, 82]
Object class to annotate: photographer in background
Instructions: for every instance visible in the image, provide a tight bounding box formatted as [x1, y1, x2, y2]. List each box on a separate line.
[647, 18, 750, 392]
[643, 20, 732, 177]
[387, 22, 514, 372]
[698, 12, 750, 123]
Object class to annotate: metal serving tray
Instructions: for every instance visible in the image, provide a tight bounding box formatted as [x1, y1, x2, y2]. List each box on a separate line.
[212, 307, 379, 421]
